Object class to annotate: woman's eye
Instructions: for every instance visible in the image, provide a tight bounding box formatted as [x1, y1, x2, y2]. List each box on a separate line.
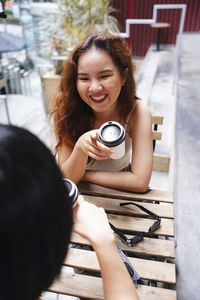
[101, 74, 110, 79]
[79, 78, 88, 81]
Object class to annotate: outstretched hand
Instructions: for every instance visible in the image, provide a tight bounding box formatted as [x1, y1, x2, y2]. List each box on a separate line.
[76, 130, 113, 161]
[73, 196, 114, 246]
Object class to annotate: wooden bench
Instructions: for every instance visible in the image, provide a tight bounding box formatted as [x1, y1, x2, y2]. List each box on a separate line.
[152, 115, 170, 171]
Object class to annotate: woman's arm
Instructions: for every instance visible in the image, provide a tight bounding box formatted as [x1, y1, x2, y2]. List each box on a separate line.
[82, 102, 153, 192]
[73, 199, 139, 300]
[58, 140, 88, 183]
[58, 130, 113, 183]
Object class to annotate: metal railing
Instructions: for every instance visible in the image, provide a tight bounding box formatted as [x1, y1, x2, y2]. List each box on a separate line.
[2, 64, 31, 96]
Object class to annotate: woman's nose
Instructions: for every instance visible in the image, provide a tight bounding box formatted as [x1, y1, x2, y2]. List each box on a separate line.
[89, 79, 102, 91]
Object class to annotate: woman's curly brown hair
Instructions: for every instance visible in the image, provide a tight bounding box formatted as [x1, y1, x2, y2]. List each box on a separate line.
[51, 32, 137, 150]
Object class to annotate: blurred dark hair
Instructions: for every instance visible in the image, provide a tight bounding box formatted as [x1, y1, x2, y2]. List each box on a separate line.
[52, 32, 137, 148]
[0, 124, 73, 300]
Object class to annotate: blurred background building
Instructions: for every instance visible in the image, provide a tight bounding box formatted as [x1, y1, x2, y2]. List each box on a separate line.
[17, 0, 200, 64]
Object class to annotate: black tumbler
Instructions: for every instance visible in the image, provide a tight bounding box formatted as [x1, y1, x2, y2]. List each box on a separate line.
[63, 178, 79, 207]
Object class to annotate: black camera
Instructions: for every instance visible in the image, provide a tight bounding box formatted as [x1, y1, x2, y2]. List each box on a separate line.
[0, 0, 7, 19]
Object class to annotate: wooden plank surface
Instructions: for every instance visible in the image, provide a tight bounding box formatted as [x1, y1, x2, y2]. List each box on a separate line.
[152, 115, 163, 125]
[152, 131, 162, 140]
[49, 272, 176, 300]
[78, 182, 173, 203]
[71, 232, 175, 259]
[116, 236, 175, 259]
[153, 154, 170, 172]
[84, 195, 174, 219]
[65, 248, 176, 284]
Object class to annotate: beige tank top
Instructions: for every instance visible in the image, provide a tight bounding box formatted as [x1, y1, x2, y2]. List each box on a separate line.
[86, 102, 138, 172]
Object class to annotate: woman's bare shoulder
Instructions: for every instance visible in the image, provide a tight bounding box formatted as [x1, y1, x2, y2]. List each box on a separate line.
[125, 102, 152, 136]
[129, 101, 152, 126]
[134, 101, 151, 115]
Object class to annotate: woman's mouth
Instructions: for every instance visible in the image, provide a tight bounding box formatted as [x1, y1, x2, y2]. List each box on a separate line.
[90, 94, 107, 103]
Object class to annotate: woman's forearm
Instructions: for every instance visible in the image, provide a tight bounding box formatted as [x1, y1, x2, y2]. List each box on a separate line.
[83, 170, 151, 193]
[73, 200, 139, 300]
[60, 145, 88, 183]
[93, 238, 139, 300]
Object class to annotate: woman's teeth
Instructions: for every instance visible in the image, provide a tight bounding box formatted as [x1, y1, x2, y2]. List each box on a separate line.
[90, 95, 106, 101]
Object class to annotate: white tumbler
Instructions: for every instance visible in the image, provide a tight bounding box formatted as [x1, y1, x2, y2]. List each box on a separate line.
[98, 121, 125, 159]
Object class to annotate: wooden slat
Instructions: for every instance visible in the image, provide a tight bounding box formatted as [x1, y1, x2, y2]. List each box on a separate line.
[71, 232, 175, 259]
[153, 154, 170, 172]
[152, 115, 163, 125]
[116, 236, 175, 259]
[78, 182, 173, 203]
[49, 272, 103, 299]
[152, 131, 162, 140]
[65, 248, 176, 284]
[108, 214, 174, 237]
[137, 284, 176, 300]
[49, 272, 176, 300]
[84, 195, 174, 219]
[152, 115, 163, 141]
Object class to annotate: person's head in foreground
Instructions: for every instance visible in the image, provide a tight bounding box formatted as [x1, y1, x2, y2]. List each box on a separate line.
[0, 124, 139, 300]
[53, 31, 137, 147]
[0, 124, 73, 300]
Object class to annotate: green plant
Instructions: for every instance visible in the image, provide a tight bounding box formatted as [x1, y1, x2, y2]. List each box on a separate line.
[0, 8, 20, 24]
[49, 0, 120, 56]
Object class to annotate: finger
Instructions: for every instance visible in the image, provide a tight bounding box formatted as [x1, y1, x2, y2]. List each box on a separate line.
[96, 141, 114, 154]
[88, 141, 113, 154]
[89, 149, 109, 157]
[91, 131, 99, 141]
[88, 152, 109, 160]
[87, 145, 111, 158]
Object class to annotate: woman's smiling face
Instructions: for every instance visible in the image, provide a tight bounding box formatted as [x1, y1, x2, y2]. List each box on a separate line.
[76, 48, 124, 116]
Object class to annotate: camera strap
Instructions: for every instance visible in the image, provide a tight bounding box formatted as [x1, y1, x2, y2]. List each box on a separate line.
[109, 201, 161, 246]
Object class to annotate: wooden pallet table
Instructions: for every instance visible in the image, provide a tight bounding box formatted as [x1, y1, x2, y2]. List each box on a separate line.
[47, 182, 176, 300]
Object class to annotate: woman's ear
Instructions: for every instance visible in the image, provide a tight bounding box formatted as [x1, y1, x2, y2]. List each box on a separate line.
[122, 68, 128, 86]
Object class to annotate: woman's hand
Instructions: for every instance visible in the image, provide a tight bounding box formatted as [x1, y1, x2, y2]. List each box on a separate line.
[73, 196, 139, 300]
[57, 130, 113, 183]
[76, 130, 113, 161]
[73, 196, 114, 246]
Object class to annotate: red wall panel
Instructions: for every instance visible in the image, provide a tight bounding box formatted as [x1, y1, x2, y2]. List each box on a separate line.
[112, 0, 200, 57]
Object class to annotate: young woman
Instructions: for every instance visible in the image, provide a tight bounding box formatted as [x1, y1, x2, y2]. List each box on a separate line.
[52, 32, 153, 192]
